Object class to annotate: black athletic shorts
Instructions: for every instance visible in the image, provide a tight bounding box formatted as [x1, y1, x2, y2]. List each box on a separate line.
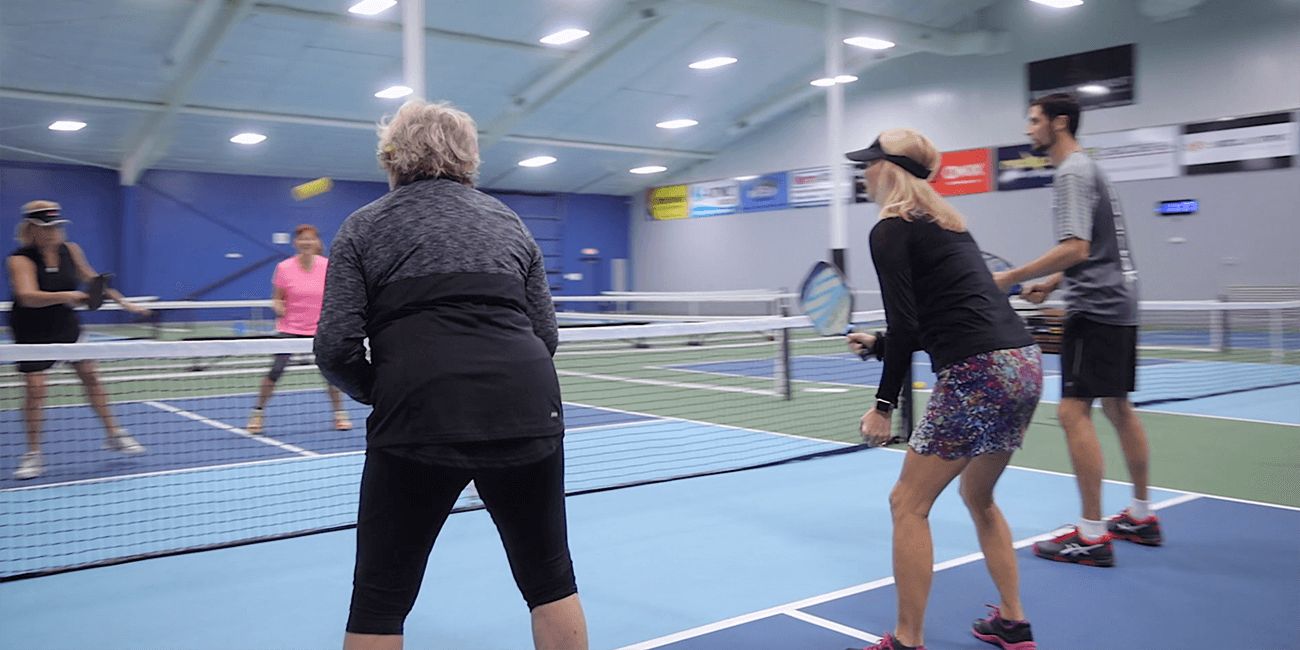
[1060, 314, 1137, 399]
[346, 443, 577, 635]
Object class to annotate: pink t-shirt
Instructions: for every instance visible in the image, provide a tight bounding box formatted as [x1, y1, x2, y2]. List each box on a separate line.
[274, 255, 328, 335]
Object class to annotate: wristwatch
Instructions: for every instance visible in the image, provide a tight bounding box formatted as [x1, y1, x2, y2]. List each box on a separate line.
[875, 398, 894, 415]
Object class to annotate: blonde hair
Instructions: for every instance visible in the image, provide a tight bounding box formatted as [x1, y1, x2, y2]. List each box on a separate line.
[377, 100, 480, 188]
[871, 128, 966, 232]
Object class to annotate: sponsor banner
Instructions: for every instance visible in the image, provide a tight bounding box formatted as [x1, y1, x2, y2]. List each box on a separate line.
[739, 173, 789, 212]
[931, 148, 992, 196]
[995, 145, 1054, 191]
[789, 167, 832, 206]
[1181, 112, 1297, 175]
[1079, 126, 1179, 182]
[689, 179, 740, 218]
[647, 185, 689, 220]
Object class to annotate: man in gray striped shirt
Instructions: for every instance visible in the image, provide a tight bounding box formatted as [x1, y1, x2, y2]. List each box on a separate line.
[994, 93, 1162, 568]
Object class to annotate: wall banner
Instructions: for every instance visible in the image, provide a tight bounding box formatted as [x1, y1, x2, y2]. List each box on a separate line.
[995, 145, 1054, 191]
[931, 148, 991, 196]
[1181, 112, 1296, 175]
[739, 173, 789, 212]
[647, 185, 689, 220]
[788, 167, 832, 206]
[689, 180, 740, 217]
[1079, 126, 1179, 182]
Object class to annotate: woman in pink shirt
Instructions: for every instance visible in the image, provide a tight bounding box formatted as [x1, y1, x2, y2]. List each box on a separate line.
[246, 224, 351, 433]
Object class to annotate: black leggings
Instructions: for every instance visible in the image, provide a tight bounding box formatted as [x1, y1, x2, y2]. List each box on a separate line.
[346, 444, 577, 635]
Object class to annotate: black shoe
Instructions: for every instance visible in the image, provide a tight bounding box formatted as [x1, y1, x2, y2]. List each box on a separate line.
[1107, 508, 1163, 546]
[1032, 526, 1115, 567]
[972, 604, 1036, 650]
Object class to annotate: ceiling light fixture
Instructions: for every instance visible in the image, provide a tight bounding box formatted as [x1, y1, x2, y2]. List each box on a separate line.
[230, 133, 267, 145]
[656, 119, 698, 129]
[540, 29, 590, 45]
[348, 0, 397, 16]
[518, 156, 557, 167]
[48, 121, 87, 131]
[734, 175, 759, 181]
[374, 85, 413, 99]
[1077, 84, 1109, 95]
[843, 36, 895, 50]
[630, 166, 667, 174]
[688, 57, 737, 70]
[1029, 0, 1083, 8]
[810, 78, 838, 87]
[834, 75, 858, 84]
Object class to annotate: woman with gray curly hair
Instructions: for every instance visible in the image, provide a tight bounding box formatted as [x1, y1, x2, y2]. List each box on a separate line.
[315, 100, 587, 650]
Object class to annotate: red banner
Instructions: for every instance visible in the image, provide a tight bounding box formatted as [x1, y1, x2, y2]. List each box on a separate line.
[931, 148, 992, 196]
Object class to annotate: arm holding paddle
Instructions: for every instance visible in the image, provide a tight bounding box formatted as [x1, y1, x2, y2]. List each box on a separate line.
[6, 255, 87, 307]
[992, 238, 1088, 295]
[65, 242, 150, 315]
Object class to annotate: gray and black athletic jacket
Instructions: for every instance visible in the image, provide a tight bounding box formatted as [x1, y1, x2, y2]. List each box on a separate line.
[314, 178, 563, 449]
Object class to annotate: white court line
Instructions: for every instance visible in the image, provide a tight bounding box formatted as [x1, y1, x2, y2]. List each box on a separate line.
[561, 400, 856, 447]
[782, 610, 881, 643]
[556, 369, 778, 397]
[143, 401, 318, 457]
[615, 492, 1204, 650]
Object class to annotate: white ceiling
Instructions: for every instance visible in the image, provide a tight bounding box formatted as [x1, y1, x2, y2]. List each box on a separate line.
[2, 0, 1020, 194]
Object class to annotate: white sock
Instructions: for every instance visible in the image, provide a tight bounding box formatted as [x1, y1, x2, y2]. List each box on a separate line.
[1078, 518, 1107, 541]
[1130, 498, 1151, 520]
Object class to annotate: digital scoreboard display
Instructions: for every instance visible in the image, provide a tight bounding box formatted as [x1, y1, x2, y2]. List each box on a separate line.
[1155, 199, 1198, 215]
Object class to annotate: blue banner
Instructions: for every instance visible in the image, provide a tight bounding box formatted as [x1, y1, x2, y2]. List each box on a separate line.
[739, 173, 789, 212]
[995, 145, 1054, 191]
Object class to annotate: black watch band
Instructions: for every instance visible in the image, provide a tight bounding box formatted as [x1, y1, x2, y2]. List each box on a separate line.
[875, 398, 894, 414]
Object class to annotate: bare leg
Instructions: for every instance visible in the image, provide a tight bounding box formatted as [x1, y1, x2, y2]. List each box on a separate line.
[72, 361, 120, 435]
[1100, 397, 1150, 502]
[22, 371, 47, 453]
[254, 377, 276, 410]
[532, 593, 588, 650]
[960, 450, 1025, 621]
[1057, 397, 1104, 521]
[342, 633, 401, 650]
[890, 449, 970, 648]
[328, 384, 345, 412]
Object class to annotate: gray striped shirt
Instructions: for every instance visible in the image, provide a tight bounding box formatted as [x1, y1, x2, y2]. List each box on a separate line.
[1052, 151, 1139, 325]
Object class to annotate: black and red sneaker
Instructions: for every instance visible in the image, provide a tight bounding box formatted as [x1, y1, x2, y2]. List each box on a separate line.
[1107, 508, 1163, 546]
[848, 632, 926, 650]
[972, 604, 1036, 650]
[1032, 526, 1115, 567]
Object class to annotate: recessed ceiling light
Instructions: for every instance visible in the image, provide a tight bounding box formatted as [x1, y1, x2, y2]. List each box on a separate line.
[49, 121, 87, 131]
[348, 0, 396, 16]
[630, 166, 667, 174]
[656, 119, 698, 129]
[843, 36, 895, 50]
[374, 85, 413, 99]
[689, 57, 737, 70]
[519, 156, 557, 167]
[810, 78, 838, 87]
[230, 133, 267, 145]
[540, 29, 589, 45]
[734, 175, 758, 181]
[834, 75, 858, 84]
[1029, 0, 1083, 8]
[1077, 84, 1109, 95]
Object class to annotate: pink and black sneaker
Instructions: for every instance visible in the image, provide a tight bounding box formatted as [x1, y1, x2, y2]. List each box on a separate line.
[848, 632, 926, 650]
[972, 604, 1036, 650]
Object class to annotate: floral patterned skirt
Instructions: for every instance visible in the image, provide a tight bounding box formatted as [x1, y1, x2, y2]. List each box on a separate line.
[910, 345, 1043, 459]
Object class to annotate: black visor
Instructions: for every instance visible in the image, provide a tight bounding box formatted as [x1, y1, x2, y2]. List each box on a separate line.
[23, 209, 68, 226]
[845, 139, 932, 179]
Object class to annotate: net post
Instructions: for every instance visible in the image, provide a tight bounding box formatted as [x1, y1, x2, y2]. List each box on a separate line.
[1270, 306, 1283, 364]
[1213, 294, 1227, 352]
[777, 295, 792, 400]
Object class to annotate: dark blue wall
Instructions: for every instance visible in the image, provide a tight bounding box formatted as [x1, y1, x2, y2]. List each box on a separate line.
[2, 161, 630, 318]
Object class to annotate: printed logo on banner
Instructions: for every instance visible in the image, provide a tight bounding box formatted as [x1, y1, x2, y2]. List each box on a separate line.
[789, 167, 832, 206]
[647, 185, 689, 220]
[739, 173, 789, 212]
[1079, 126, 1179, 182]
[1180, 112, 1297, 175]
[689, 180, 740, 218]
[931, 149, 991, 196]
[996, 145, 1054, 191]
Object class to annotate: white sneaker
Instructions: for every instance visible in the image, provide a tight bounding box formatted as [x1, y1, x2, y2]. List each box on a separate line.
[334, 410, 353, 431]
[105, 429, 146, 454]
[14, 451, 42, 480]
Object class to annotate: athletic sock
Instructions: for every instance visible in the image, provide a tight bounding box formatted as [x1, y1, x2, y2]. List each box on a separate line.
[1078, 518, 1107, 541]
[1130, 498, 1151, 520]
